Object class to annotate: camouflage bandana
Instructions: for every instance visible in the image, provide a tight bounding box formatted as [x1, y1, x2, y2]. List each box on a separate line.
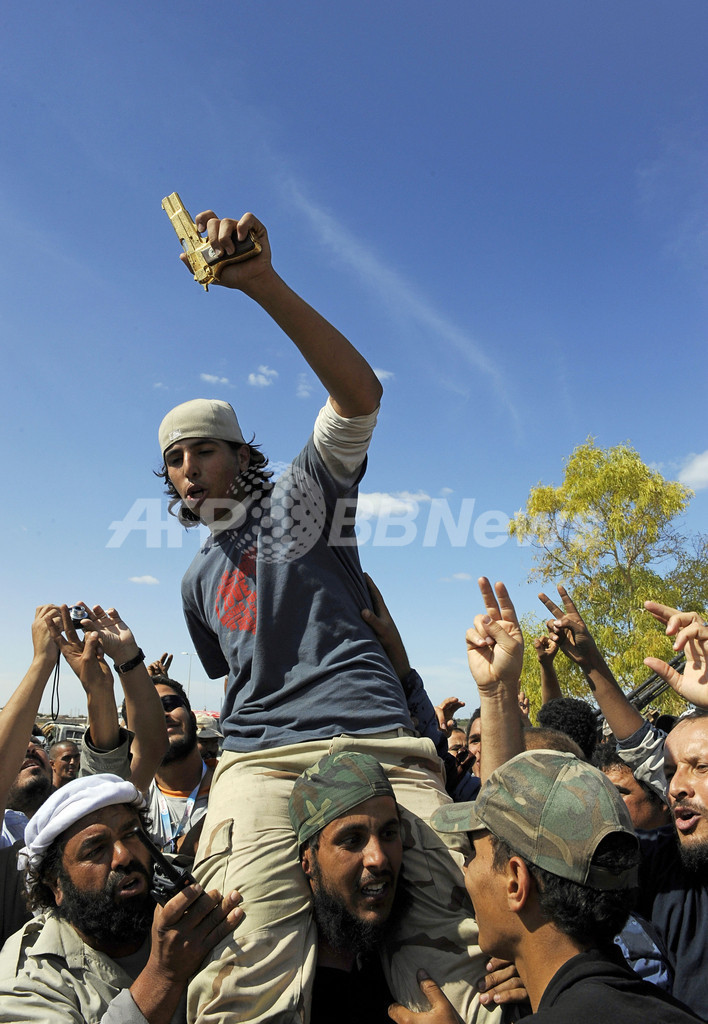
[432, 750, 638, 890]
[289, 752, 395, 847]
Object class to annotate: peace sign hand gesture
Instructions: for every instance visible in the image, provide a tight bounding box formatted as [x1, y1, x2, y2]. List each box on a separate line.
[466, 578, 524, 695]
[537, 585, 600, 671]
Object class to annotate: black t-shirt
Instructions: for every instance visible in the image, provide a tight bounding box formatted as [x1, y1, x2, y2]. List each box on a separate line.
[311, 958, 393, 1024]
[521, 947, 701, 1023]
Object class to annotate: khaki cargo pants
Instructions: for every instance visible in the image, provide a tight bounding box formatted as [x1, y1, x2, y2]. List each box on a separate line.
[188, 731, 499, 1024]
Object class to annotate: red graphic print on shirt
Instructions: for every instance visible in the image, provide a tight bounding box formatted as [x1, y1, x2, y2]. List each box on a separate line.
[215, 548, 257, 635]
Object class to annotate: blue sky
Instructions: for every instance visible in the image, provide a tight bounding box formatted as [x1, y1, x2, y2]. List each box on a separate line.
[2, 1, 706, 715]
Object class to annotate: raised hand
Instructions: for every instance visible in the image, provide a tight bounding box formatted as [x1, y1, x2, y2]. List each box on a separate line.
[184, 210, 273, 292]
[434, 696, 466, 736]
[644, 601, 704, 641]
[466, 578, 524, 694]
[537, 585, 600, 670]
[31, 605, 61, 666]
[76, 604, 141, 664]
[539, 585, 644, 740]
[644, 601, 708, 707]
[45, 605, 114, 694]
[533, 634, 559, 665]
[148, 652, 174, 678]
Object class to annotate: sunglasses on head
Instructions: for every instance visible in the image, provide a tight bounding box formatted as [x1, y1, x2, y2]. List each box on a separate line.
[161, 694, 186, 713]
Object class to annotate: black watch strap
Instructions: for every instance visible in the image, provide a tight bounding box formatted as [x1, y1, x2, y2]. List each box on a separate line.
[115, 648, 145, 675]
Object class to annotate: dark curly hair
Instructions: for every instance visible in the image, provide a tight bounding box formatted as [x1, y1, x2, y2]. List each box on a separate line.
[24, 804, 154, 912]
[155, 440, 272, 526]
[537, 697, 600, 761]
[490, 830, 638, 947]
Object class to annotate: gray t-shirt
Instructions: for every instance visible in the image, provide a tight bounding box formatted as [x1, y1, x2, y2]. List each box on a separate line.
[181, 434, 412, 752]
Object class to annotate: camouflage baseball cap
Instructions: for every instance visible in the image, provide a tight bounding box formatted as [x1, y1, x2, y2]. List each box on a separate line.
[432, 750, 638, 890]
[289, 751, 395, 847]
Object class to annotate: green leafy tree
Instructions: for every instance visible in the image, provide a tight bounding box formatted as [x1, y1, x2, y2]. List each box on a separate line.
[511, 438, 708, 715]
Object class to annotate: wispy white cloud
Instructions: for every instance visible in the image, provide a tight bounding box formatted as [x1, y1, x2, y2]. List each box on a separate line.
[440, 572, 473, 582]
[129, 575, 159, 585]
[374, 368, 395, 382]
[636, 123, 708, 277]
[281, 180, 519, 424]
[153, 382, 168, 390]
[200, 373, 230, 385]
[296, 373, 314, 399]
[440, 487, 454, 497]
[358, 490, 431, 518]
[678, 450, 708, 491]
[248, 365, 278, 388]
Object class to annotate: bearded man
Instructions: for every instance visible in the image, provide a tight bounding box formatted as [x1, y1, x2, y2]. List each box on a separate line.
[0, 774, 241, 1023]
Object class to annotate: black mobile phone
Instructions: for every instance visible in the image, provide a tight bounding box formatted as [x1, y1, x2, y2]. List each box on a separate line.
[135, 829, 197, 906]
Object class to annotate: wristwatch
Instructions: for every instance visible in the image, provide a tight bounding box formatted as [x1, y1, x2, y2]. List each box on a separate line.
[115, 648, 145, 675]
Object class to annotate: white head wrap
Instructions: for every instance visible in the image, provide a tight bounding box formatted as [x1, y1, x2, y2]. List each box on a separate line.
[18, 773, 145, 873]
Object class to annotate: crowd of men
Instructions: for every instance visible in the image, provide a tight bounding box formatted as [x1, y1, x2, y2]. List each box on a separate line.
[0, 204, 707, 1023]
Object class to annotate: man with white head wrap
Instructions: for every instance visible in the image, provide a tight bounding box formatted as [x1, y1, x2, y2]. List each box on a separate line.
[0, 774, 243, 1024]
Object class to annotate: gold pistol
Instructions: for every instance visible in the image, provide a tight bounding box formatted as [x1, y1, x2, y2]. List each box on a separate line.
[161, 192, 261, 291]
